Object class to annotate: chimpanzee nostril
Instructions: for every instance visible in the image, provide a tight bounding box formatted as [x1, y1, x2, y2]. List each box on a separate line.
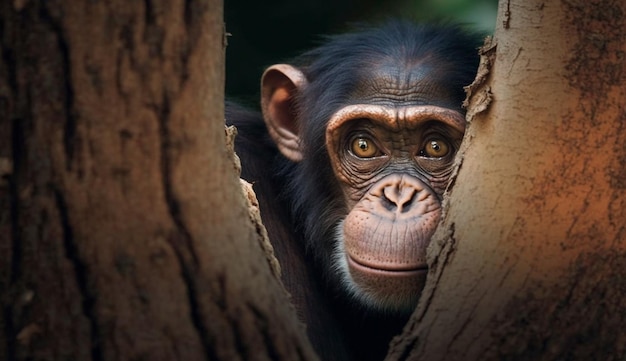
[382, 183, 418, 213]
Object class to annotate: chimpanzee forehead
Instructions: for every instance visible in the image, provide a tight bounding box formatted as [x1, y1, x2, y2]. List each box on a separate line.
[348, 57, 462, 110]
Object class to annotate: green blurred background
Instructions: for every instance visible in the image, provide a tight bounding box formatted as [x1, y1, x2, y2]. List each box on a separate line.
[224, 0, 498, 106]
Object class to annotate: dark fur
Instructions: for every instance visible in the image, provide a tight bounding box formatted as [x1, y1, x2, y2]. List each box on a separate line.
[227, 21, 480, 361]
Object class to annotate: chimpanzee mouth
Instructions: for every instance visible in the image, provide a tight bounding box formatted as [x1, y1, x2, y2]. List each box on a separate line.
[347, 255, 428, 275]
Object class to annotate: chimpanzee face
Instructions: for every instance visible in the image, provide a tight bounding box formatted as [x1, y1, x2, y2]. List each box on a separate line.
[259, 22, 477, 312]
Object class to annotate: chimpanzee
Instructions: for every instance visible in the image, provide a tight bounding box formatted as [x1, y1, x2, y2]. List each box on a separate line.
[227, 20, 480, 361]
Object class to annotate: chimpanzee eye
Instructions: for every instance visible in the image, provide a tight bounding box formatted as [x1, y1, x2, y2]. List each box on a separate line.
[351, 137, 380, 158]
[420, 138, 450, 158]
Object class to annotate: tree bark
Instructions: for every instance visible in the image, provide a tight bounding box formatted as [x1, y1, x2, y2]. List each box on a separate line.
[0, 1, 315, 360]
[387, 0, 626, 360]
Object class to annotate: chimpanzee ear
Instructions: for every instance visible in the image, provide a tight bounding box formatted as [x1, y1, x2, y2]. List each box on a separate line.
[261, 64, 308, 162]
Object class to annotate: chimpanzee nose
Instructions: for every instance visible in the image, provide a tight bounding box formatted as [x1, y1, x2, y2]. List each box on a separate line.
[367, 174, 439, 220]
[383, 182, 417, 213]
[377, 174, 432, 215]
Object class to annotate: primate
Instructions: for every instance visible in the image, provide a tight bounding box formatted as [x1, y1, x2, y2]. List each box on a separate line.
[227, 21, 480, 361]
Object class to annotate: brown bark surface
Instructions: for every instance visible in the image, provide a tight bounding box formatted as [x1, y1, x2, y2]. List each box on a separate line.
[0, 1, 315, 360]
[387, 0, 626, 360]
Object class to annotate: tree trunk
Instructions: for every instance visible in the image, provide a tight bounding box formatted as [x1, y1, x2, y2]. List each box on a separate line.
[0, 1, 315, 360]
[387, 0, 626, 360]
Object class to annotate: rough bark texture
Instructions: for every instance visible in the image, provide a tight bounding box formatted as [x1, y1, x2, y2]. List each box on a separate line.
[387, 0, 626, 360]
[0, 1, 316, 360]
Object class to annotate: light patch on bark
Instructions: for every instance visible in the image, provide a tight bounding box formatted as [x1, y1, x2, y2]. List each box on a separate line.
[225, 124, 282, 280]
[225, 125, 241, 174]
[240, 178, 282, 280]
[463, 36, 496, 124]
[440, 36, 497, 211]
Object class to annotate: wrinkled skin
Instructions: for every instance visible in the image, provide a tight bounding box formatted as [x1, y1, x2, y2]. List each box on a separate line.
[324, 105, 465, 310]
[228, 21, 479, 361]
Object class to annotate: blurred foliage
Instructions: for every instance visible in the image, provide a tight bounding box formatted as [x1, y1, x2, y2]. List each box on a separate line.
[225, 0, 498, 105]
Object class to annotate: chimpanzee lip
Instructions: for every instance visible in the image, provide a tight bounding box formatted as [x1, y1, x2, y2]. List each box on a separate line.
[347, 255, 427, 275]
